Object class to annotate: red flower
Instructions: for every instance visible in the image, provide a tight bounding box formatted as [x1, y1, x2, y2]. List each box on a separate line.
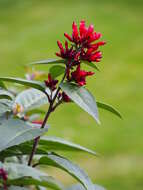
[55, 20, 105, 87]
[64, 20, 105, 63]
[0, 168, 8, 190]
[45, 74, 58, 91]
[71, 65, 94, 86]
[62, 92, 71, 102]
[81, 49, 103, 62]
[64, 20, 105, 48]
[56, 40, 80, 66]
[0, 168, 7, 181]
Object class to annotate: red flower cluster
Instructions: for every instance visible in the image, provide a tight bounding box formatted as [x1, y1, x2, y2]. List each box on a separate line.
[0, 168, 8, 190]
[44, 21, 105, 104]
[71, 65, 94, 86]
[45, 74, 70, 103]
[64, 21, 105, 49]
[62, 92, 71, 102]
[45, 74, 58, 91]
[56, 20, 105, 87]
[63, 20, 105, 63]
[56, 40, 80, 66]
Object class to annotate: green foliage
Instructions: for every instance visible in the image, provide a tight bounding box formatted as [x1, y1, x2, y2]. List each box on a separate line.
[39, 136, 97, 155]
[0, 162, 64, 190]
[0, 118, 47, 152]
[0, 17, 122, 190]
[82, 61, 100, 71]
[49, 65, 65, 78]
[97, 102, 122, 119]
[14, 88, 49, 115]
[39, 153, 95, 190]
[32, 59, 65, 66]
[0, 99, 13, 115]
[0, 89, 14, 100]
[0, 136, 97, 160]
[60, 82, 100, 124]
[0, 60, 121, 190]
[0, 77, 46, 93]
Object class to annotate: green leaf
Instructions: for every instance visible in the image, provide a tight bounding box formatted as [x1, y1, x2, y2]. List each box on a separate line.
[8, 177, 63, 190]
[14, 88, 49, 115]
[0, 136, 96, 160]
[1, 162, 64, 190]
[49, 65, 65, 78]
[0, 99, 13, 107]
[83, 61, 100, 71]
[0, 143, 48, 160]
[32, 59, 65, 65]
[97, 102, 122, 119]
[39, 136, 97, 156]
[0, 118, 47, 152]
[0, 99, 13, 116]
[60, 82, 100, 124]
[39, 153, 95, 190]
[0, 77, 46, 93]
[0, 101, 12, 115]
[0, 89, 14, 100]
[66, 183, 106, 190]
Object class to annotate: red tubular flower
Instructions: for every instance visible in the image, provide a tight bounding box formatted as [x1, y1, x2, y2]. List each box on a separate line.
[56, 40, 80, 66]
[71, 65, 94, 86]
[64, 33, 72, 42]
[72, 22, 79, 43]
[44, 74, 58, 91]
[62, 92, 71, 102]
[63, 20, 106, 63]
[56, 40, 73, 59]
[0, 168, 7, 181]
[55, 20, 105, 88]
[64, 20, 105, 48]
[81, 49, 102, 62]
[0, 168, 8, 190]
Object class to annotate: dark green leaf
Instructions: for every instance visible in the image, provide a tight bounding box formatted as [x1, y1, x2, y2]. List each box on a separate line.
[39, 153, 95, 190]
[0, 135, 97, 160]
[60, 82, 100, 124]
[0, 118, 47, 152]
[49, 65, 65, 78]
[83, 61, 100, 71]
[32, 59, 65, 65]
[0, 144, 48, 160]
[97, 102, 122, 119]
[39, 136, 97, 156]
[0, 89, 14, 100]
[0, 77, 46, 93]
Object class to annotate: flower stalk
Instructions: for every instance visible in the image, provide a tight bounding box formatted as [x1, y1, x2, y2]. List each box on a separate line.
[28, 71, 67, 166]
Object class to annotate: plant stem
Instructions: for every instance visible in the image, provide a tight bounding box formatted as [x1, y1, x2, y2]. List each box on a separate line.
[27, 103, 52, 166]
[28, 71, 67, 166]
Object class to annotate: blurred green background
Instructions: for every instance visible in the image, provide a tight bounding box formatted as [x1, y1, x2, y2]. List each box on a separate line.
[0, 0, 143, 189]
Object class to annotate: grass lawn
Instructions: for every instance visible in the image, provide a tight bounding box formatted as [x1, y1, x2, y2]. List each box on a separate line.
[0, 0, 143, 189]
